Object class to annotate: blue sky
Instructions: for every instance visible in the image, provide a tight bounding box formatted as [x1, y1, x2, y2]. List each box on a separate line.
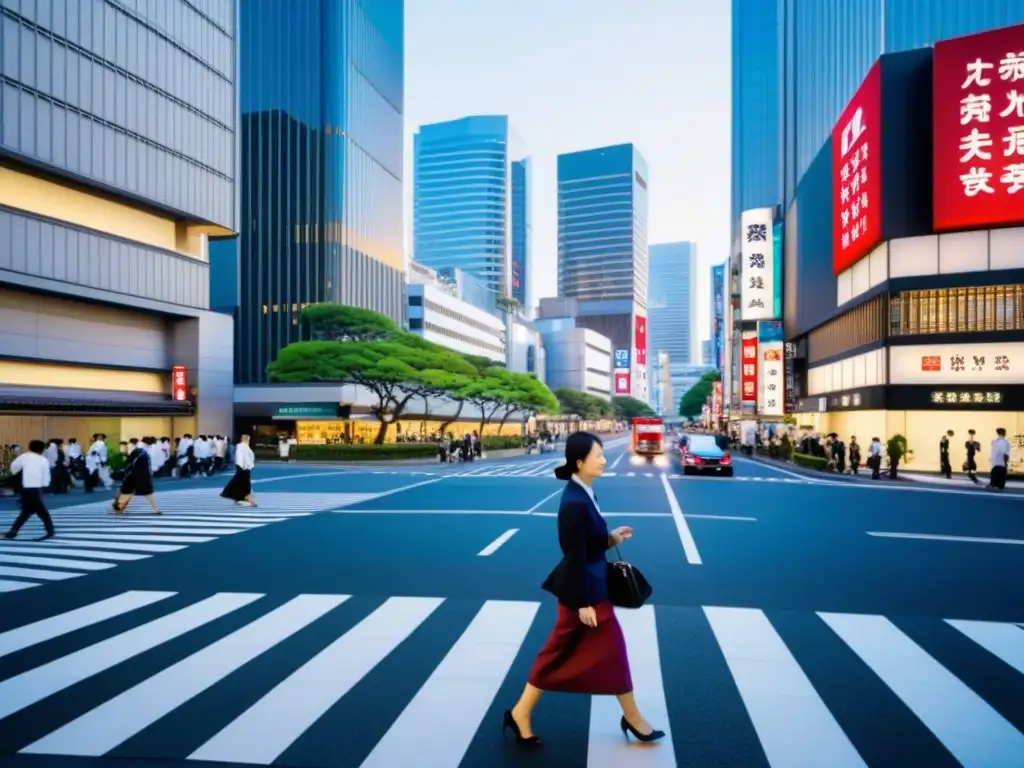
[403, 0, 731, 344]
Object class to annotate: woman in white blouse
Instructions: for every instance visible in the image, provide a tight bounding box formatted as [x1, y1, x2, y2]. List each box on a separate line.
[220, 434, 258, 507]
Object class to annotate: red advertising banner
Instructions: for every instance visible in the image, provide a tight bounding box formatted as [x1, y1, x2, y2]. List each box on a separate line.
[832, 61, 883, 275]
[614, 371, 630, 394]
[933, 24, 1024, 231]
[712, 381, 722, 422]
[634, 314, 647, 365]
[171, 366, 188, 401]
[741, 338, 758, 402]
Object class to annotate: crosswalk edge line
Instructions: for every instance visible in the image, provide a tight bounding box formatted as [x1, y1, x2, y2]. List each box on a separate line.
[188, 595, 445, 765]
[0, 591, 176, 660]
[21, 594, 346, 758]
[944, 619, 1024, 675]
[359, 600, 540, 768]
[2, 593, 264, 722]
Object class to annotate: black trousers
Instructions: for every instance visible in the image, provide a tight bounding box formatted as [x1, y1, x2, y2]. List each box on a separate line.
[990, 464, 1008, 489]
[8, 488, 55, 537]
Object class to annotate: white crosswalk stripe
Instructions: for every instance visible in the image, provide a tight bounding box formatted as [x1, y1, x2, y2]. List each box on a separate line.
[453, 459, 563, 477]
[0, 490, 378, 591]
[1, 590, 1022, 766]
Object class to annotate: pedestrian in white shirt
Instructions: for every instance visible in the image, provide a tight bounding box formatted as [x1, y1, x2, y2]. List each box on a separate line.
[220, 435, 258, 506]
[3, 440, 55, 540]
[988, 428, 1011, 491]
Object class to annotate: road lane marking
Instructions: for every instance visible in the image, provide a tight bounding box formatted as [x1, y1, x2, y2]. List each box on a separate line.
[188, 596, 442, 765]
[252, 470, 355, 484]
[609, 451, 624, 470]
[532, 511, 672, 518]
[0, 579, 39, 592]
[24, 595, 347, 758]
[527, 487, 563, 513]
[477, 529, 519, 556]
[734, 457, 816, 483]
[588, 604, 674, 766]
[0, 553, 116, 571]
[867, 531, 1024, 545]
[820, 612, 1024, 765]
[660, 473, 701, 565]
[0, 564, 82, 581]
[945, 619, 1024, 675]
[0, 593, 263, 720]
[334, 509, 531, 516]
[361, 600, 539, 768]
[706, 607, 866, 768]
[0, 591, 175, 659]
[685, 513, 758, 522]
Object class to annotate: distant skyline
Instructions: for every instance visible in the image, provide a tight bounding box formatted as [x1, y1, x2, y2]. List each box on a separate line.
[404, 0, 731, 344]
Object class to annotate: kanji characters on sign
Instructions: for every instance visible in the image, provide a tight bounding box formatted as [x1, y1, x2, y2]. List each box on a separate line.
[739, 208, 774, 320]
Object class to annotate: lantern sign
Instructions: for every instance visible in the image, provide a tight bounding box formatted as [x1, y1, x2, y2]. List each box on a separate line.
[172, 366, 188, 401]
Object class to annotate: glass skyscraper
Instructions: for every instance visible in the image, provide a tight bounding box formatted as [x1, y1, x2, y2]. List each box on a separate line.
[231, 0, 405, 384]
[648, 242, 698, 367]
[413, 115, 529, 302]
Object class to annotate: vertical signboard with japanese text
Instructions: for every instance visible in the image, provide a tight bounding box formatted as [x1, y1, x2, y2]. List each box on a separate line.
[741, 332, 758, 405]
[933, 24, 1024, 231]
[757, 321, 784, 417]
[712, 381, 722, 424]
[784, 342, 797, 414]
[833, 61, 883, 275]
[740, 208, 775, 321]
[772, 221, 783, 319]
[613, 349, 630, 395]
[171, 366, 188, 401]
[711, 263, 725, 370]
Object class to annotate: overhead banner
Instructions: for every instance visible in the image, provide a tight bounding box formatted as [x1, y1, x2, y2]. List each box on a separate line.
[758, 321, 784, 417]
[832, 61, 883, 275]
[933, 24, 1024, 231]
[740, 208, 775, 321]
[741, 335, 758, 403]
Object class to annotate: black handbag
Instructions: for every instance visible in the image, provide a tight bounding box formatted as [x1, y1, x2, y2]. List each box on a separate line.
[606, 545, 653, 608]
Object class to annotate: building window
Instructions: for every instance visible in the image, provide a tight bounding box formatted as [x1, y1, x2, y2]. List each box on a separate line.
[409, 295, 423, 306]
[527, 345, 535, 373]
[889, 284, 1024, 336]
[409, 318, 423, 330]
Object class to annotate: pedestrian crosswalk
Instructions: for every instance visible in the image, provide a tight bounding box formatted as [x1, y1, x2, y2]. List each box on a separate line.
[452, 460, 811, 484]
[1, 590, 1022, 766]
[0, 490, 377, 593]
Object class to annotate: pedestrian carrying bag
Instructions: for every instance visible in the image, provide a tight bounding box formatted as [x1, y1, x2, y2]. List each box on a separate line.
[606, 545, 653, 608]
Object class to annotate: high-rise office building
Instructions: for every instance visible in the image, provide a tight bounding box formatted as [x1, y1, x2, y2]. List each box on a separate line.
[557, 143, 649, 399]
[510, 157, 532, 310]
[228, 0, 405, 384]
[702, 341, 712, 366]
[649, 241, 698, 367]
[0, 0, 238, 445]
[413, 115, 529, 301]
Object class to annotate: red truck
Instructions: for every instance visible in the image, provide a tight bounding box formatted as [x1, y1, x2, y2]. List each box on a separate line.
[631, 417, 665, 459]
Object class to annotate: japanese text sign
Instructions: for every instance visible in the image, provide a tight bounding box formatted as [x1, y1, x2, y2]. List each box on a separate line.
[759, 343, 784, 416]
[741, 337, 758, 402]
[889, 342, 1018, 384]
[614, 349, 630, 370]
[171, 366, 188, 401]
[634, 315, 647, 366]
[934, 24, 1024, 230]
[740, 208, 775, 321]
[614, 371, 630, 395]
[832, 61, 883, 275]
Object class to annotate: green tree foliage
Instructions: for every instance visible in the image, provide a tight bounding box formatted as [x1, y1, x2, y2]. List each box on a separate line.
[267, 304, 559, 441]
[678, 369, 720, 419]
[301, 303, 400, 341]
[553, 387, 614, 419]
[612, 395, 655, 420]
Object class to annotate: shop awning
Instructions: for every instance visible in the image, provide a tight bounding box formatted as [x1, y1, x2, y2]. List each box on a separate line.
[0, 385, 193, 416]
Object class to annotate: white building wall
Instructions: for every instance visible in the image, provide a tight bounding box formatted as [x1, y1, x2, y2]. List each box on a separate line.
[543, 327, 613, 400]
[407, 283, 505, 363]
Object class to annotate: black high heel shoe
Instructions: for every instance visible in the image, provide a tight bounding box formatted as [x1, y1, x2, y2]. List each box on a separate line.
[620, 716, 665, 742]
[502, 709, 541, 746]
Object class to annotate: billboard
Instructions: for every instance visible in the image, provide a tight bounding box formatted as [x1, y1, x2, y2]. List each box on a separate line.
[889, 342, 1021, 385]
[832, 60, 883, 275]
[757, 321, 784, 417]
[740, 208, 775, 321]
[614, 349, 630, 370]
[711, 263, 725, 370]
[614, 371, 630, 394]
[741, 335, 758, 403]
[933, 24, 1024, 231]
[634, 314, 647, 366]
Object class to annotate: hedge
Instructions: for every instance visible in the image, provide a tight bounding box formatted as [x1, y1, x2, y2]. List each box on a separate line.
[792, 452, 830, 471]
[253, 434, 525, 462]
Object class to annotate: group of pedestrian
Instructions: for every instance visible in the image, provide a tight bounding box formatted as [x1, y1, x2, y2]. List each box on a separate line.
[3, 433, 260, 541]
[939, 427, 1012, 490]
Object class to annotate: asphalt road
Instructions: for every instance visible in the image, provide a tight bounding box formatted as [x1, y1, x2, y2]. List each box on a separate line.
[1, 436, 1023, 768]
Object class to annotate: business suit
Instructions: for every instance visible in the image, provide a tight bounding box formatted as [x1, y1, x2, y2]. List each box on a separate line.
[528, 476, 632, 695]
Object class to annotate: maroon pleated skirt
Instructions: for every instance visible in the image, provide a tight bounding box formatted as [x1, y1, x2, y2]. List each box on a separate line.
[527, 600, 633, 695]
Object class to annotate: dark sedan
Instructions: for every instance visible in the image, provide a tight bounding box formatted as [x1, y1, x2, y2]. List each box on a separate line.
[677, 433, 733, 476]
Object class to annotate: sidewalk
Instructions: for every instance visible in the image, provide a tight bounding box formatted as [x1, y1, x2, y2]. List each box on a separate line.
[900, 472, 1024, 489]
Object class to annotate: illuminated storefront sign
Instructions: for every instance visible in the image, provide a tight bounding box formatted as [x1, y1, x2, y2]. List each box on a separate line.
[171, 366, 188, 401]
[930, 390, 1002, 405]
[890, 342, 1020, 384]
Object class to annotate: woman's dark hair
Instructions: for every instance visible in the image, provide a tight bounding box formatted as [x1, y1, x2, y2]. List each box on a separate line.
[554, 432, 603, 480]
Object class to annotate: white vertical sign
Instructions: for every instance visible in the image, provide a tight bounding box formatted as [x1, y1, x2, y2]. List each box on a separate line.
[740, 208, 775, 321]
[758, 341, 784, 416]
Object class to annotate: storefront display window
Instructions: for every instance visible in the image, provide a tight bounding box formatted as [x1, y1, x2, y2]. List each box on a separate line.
[294, 418, 520, 445]
[890, 284, 1024, 336]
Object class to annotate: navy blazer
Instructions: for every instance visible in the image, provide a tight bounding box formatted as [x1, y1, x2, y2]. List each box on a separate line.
[541, 479, 614, 610]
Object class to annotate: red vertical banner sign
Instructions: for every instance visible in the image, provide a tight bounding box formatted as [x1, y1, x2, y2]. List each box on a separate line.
[614, 372, 630, 394]
[634, 314, 647, 366]
[172, 366, 188, 401]
[741, 338, 758, 403]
